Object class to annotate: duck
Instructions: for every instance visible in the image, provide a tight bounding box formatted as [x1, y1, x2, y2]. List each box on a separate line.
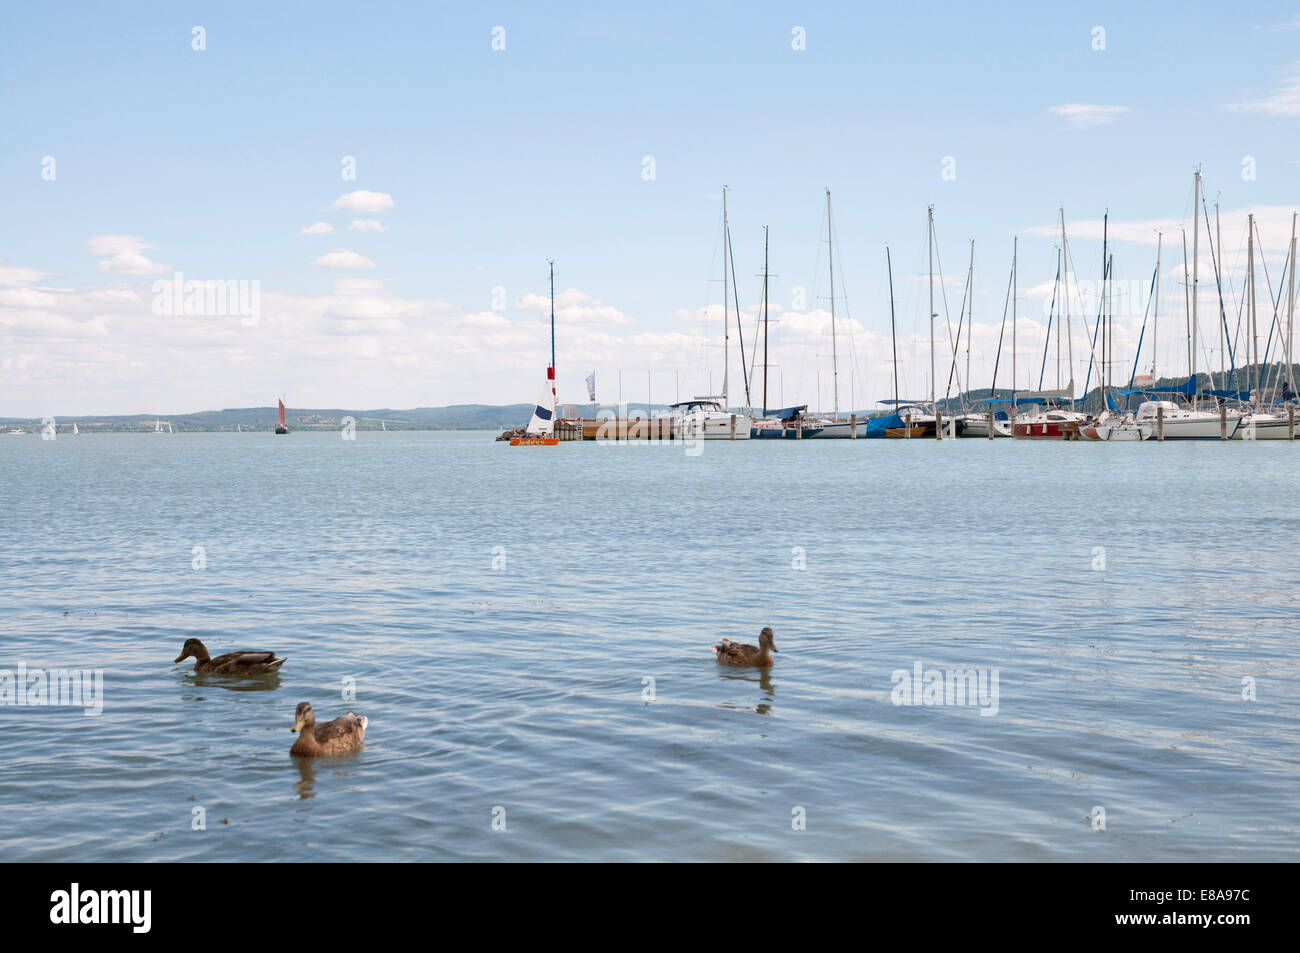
[711, 626, 779, 667]
[290, 701, 368, 758]
[173, 637, 286, 676]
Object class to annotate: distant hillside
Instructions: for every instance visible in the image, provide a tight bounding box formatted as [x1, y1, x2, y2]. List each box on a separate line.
[0, 404, 537, 433]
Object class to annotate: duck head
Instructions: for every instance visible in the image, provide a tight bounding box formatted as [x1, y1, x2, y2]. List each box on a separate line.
[291, 701, 316, 733]
[174, 638, 210, 664]
[759, 627, 778, 652]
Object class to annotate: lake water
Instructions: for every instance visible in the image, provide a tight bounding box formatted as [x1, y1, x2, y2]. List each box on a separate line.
[1, 430, 1296, 861]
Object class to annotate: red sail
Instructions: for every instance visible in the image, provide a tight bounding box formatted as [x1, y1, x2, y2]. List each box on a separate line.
[278, 399, 285, 427]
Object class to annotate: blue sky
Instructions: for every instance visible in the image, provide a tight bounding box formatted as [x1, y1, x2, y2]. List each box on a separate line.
[3, 2, 1299, 415]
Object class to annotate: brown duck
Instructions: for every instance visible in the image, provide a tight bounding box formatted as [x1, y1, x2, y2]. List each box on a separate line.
[711, 627, 778, 666]
[290, 701, 368, 757]
[173, 637, 286, 675]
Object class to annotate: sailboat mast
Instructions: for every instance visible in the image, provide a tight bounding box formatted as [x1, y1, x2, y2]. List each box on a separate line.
[1011, 236, 1017, 410]
[1182, 229, 1192, 382]
[1192, 169, 1201, 401]
[826, 189, 839, 418]
[762, 225, 770, 416]
[928, 205, 936, 411]
[722, 187, 729, 409]
[1289, 212, 1297, 391]
[887, 246, 899, 407]
[1248, 213, 1257, 399]
[1216, 202, 1225, 388]
[1153, 232, 1162, 379]
[1060, 209, 1073, 398]
[548, 259, 556, 414]
[1101, 213, 1108, 412]
[967, 239, 974, 406]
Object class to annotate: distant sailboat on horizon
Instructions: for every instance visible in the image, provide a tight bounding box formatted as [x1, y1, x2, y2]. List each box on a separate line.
[275, 398, 290, 435]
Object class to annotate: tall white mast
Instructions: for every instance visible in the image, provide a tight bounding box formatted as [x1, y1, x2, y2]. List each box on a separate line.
[1289, 212, 1297, 391]
[722, 187, 730, 409]
[1248, 212, 1257, 399]
[928, 205, 936, 410]
[827, 189, 839, 418]
[1216, 201, 1225, 388]
[1153, 232, 1162, 379]
[1192, 169, 1201, 401]
[1061, 209, 1076, 399]
[1011, 236, 1017, 410]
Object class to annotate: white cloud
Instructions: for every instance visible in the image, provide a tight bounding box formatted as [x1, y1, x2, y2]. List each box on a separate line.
[348, 219, 389, 232]
[311, 250, 377, 269]
[0, 261, 50, 285]
[329, 190, 395, 213]
[1048, 104, 1131, 127]
[515, 288, 634, 326]
[298, 222, 335, 235]
[87, 235, 170, 275]
[1224, 63, 1300, 117]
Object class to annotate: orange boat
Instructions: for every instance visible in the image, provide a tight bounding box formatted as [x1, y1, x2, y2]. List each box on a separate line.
[885, 426, 926, 438]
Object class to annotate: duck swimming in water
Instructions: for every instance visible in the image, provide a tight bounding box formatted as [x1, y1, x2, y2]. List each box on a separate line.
[711, 627, 778, 667]
[173, 638, 286, 675]
[290, 701, 368, 758]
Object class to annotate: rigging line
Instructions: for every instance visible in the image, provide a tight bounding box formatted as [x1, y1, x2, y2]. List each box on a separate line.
[930, 220, 962, 398]
[1255, 220, 1291, 395]
[1038, 250, 1061, 391]
[945, 246, 973, 401]
[1128, 257, 1160, 388]
[1201, 200, 1238, 389]
[989, 258, 1015, 396]
[726, 225, 751, 409]
[1213, 213, 1248, 389]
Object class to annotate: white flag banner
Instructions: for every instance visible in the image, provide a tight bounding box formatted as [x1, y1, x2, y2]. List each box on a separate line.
[585, 372, 596, 402]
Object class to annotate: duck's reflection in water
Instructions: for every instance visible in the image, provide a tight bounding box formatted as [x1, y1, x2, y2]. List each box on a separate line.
[293, 758, 317, 801]
[188, 673, 282, 693]
[717, 666, 775, 714]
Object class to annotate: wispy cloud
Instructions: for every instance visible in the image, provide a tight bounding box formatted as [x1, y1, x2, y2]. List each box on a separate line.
[311, 249, 376, 269]
[1224, 63, 1300, 117]
[348, 219, 389, 232]
[515, 288, 634, 326]
[1257, 14, 1300, 32]
[88, 235, 170, 275]
[298, 222, 335, 236]
[329, 190, 395, 213]
[1048, 104, 1131, 127]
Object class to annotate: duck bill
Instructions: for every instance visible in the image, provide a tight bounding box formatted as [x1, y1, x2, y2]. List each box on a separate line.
[173, 654, 187, 663]
[291, 716, 306, 732]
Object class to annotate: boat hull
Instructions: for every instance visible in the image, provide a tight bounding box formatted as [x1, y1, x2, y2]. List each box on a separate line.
[750, 426, 824, 439]
[1013, 420, 1083, 439]
[509, 437, 559, 446]
[1232, 414, 1297, 440]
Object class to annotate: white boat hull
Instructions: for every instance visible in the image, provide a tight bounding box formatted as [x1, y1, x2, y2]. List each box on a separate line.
[676, 412, 752, 440]
[1233, 414, 1298, 440]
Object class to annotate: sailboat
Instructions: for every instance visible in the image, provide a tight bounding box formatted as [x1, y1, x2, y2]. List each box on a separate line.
[510, 381, 560, 446]
[673, 189, 752, 440]
[1233, 211, 1297, 438]
[749, 226, 823, 438]
[275, 398, 290, 434]
[381, 420, 387, 432]
[1131, 170, 1242, 438]
[809, 190, 865, 438]
[72, 422, 79, 435]
[508, 261, 563, 446]
[150, 418, 166, 434]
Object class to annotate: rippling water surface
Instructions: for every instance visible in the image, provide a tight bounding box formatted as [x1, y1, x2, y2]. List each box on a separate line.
[1, 431, 1296, 861]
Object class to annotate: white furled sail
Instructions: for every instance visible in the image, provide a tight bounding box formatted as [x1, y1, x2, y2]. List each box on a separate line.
[525, 382, 555, 435]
